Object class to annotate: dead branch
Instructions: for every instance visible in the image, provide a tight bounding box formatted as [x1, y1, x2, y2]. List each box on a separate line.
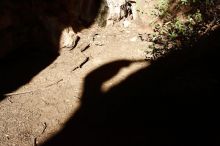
[45, 79, 63, 88]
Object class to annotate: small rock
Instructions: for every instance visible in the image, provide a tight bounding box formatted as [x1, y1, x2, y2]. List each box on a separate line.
[70, 35, 80, 50]
[130, 36, 138, 42]
[138, 33, 149, 41]
[80, 43, 90, 52]
[123, 20, 130, 28]
[79, 57, 89, 68]
[94, 42, 104, 46]
[107, 20, 114, 26]
[60, 27, 76, 48]
[92, 33, 100, 41]
[5, 134, 10, 140]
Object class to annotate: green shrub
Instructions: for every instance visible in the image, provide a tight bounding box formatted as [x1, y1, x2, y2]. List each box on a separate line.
[145, 0, 219, 60]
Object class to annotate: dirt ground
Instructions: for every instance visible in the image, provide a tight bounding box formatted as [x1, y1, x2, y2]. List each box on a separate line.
[0, 18, 153, 145]
[1, 0, 220, 145]
[0, 0, 159, 145]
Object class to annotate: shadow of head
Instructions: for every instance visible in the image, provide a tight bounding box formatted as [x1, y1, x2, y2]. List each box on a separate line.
[43, 28, 220, 146]
[82, 60, 133, 98]
[0, 0, 102, 99]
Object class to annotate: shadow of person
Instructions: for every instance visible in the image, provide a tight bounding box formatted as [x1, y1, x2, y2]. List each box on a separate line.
[0, 0, 102, 100]
[43, 28, 220, 146]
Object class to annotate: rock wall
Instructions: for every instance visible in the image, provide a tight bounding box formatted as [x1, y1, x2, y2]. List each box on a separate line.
[0, 0, 102, 58]
[100, 0, 137, 26]
[0, 0, 138, 58]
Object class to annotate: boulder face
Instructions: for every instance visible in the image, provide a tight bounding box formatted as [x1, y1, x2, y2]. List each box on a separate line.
[106, 0, 128, 21]
[0, 0, 137, 58]
[0, 0, 102, 58]
[98, 0, 137, 26]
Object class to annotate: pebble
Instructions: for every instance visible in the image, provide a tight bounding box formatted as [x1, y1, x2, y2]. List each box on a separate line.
[123, 20, 131, 28]
[130, 36, 138, 42]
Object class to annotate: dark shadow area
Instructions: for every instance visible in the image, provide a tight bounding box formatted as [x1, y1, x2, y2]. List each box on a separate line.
[0, 0, 102, 99]
[43, 28, 220, 146]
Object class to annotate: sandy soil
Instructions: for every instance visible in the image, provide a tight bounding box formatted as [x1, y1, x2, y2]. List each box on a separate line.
[0, 21, 152, 146]
[0, 0, 163, 145]
[1, 1, 220, 145]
